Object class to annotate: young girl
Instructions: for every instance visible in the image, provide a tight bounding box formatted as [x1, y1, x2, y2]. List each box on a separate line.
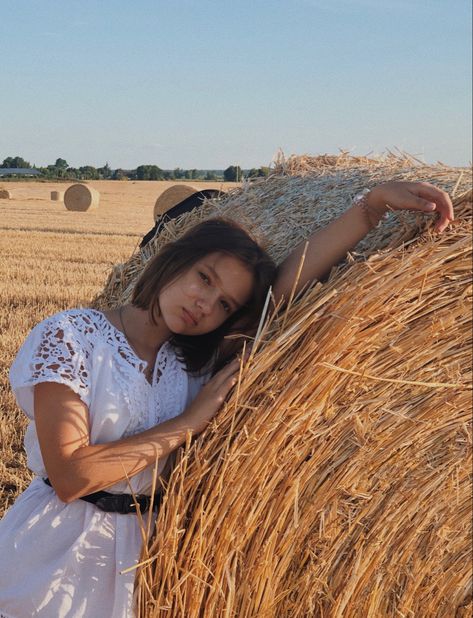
[0, 181, 453, 618]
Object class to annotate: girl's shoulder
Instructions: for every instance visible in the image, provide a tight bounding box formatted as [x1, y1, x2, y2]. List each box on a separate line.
[10, 308, 106, 412]
[39, 307, 106, 330]
[15, 309, 120, 371]
[34, 308, 118, 345]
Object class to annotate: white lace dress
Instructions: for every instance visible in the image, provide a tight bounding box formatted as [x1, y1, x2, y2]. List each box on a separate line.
[0, 309, 208, 618]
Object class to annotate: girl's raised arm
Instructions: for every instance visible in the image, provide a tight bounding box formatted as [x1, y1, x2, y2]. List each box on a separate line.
[272, 181, 454, 305]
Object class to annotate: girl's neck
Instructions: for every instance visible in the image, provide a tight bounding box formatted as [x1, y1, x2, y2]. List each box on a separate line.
[112, 304, 171, 360]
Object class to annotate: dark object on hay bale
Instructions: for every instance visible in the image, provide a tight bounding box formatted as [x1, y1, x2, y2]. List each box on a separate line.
[140, 187, 225, 248]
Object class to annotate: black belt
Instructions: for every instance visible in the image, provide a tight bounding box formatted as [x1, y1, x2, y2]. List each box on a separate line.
[43, 478, 161, 515]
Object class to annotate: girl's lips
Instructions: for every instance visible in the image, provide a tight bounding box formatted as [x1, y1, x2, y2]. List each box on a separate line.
[182, 308, 197, 326]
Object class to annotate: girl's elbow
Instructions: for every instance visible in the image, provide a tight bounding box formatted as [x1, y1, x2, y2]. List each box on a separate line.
[45, 467, 86, 504]
[58, 491, 76, 505]
[46, 478, 75, 504]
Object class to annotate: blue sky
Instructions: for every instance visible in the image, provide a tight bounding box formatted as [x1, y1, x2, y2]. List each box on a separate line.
[0, 0, 471, 169]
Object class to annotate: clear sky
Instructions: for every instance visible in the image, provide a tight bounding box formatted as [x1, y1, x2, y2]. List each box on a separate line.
[0, 0, 471, 169]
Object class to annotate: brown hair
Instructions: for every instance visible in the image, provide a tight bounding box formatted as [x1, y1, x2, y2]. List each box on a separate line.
[132, 218, 277, 374]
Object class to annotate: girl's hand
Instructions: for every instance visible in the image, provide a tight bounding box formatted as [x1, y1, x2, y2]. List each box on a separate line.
[367, 181, 454, 233]
[181, 357, 242, 434]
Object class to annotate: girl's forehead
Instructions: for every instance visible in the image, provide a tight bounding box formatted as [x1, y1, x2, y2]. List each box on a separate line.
[198, 251, 247, 275]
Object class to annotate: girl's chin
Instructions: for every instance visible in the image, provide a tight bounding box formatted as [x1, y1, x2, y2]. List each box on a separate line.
[166, 318, 195, 336]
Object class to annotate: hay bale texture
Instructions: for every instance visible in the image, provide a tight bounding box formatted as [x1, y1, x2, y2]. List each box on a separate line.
[51, 190, 65, 201]
[0, 189, 12, 199]
[153, 184, 199, 221]
[92, 154, 472, 617]
[64, 183, 99, 211]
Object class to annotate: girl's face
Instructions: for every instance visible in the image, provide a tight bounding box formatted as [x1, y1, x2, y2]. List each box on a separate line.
[158, 252, 254, 336]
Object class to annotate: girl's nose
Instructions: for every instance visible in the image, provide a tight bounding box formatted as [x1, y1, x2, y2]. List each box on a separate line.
[197, 289, 217, 315]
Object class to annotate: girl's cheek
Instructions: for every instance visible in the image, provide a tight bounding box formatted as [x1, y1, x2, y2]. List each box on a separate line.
[188, 282, 202, 296]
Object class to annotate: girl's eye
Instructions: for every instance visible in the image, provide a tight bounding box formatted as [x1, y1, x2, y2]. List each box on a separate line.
[199, 271, 210, 284]
[221, 300, 231, 313]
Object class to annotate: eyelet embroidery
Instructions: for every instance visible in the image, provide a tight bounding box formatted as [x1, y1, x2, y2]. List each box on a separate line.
[27, 309, 188, 438]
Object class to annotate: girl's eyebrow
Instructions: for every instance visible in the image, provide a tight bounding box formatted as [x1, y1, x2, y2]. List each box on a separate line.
[202, 263, 240, 310]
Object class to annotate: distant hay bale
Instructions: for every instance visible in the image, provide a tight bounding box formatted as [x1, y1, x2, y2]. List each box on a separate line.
[153, 184, 199, 221]
[64, 184, 99, 211]
[0, 189, 12, 199]
[92, 154, 472, 616]
[50, 190, 64, 201]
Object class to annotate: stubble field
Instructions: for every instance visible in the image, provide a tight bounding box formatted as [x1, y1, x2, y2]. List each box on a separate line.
[0, 180, 238, 515]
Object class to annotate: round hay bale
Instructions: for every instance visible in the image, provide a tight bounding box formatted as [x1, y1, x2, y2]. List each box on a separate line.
[153, 184, 198, 220]
[50, 190, 64, 202]
[94, 155, 472, 309]
[64, 184, 99, 211]
[138, 198, 472, 617]
[0, 189, 12, 199]
[92, 154, 472, 616]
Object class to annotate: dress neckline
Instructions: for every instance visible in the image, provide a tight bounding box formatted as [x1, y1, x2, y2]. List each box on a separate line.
[84, 308, 172, 386]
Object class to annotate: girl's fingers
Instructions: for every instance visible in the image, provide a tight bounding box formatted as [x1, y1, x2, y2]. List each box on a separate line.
[411, 195, 436, 212]
[211, 357, 241, 389]
[414, 183, 455, 222]
[387, 182, 454, 233]
[222, 374, 238, 395]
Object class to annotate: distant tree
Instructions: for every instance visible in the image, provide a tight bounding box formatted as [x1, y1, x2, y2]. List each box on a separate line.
[136, 165, 163, 180]
[78, 166, 99, 180]
[150, 166, 163, 180]
[55, 158, 68, 170]
[224, 165, 242, 182]
[98, 162, 112, 179]
[204, 171, 218, 181]
[16, 156, 31, 168]
[173, 168, 184, 179]
[49, 158, 68, 178]
[112, 168, 126, 180]
[247, 166, 270, 179]
[1, 156, 31, 168]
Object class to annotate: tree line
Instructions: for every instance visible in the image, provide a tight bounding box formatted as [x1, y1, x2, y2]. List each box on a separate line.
[1, 156, 270, 182]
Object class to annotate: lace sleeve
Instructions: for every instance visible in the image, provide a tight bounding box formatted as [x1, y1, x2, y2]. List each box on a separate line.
[9, 311, 92, 419]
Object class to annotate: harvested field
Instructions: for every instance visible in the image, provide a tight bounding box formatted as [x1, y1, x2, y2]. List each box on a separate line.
[0, 179, 236, 237]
